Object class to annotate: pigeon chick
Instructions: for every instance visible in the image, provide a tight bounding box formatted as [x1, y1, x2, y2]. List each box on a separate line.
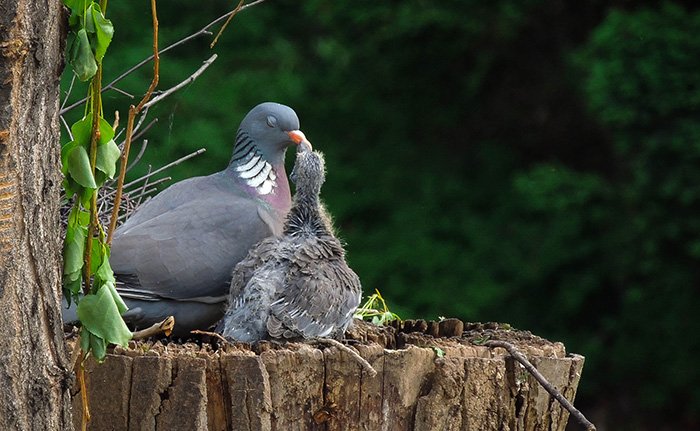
[220, 140, 362, 342]
[63, 102, 307, 336]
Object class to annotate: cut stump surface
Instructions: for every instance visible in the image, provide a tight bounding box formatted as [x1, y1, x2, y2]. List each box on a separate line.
[69, 320, 585, 431]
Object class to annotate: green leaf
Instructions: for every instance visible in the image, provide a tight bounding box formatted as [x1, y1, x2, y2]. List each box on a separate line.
[80, 327, 90, 353]
[89, 238, 104, 274]
[90, 4, 114, 62]
[95, 253, 115, 284]
[63, 223, 86, 276]
[67, 145, 97, 188]
[79, 186, 94, 207]
[90, 332, 107, 362]
[105, 280, 128, 315]
[70, 116, 93, 146]
[70, 28, 97, 81]
[77, 285, 132, 349]
[98, 117, 115, 144]
[63, 0, 90, 13]
[61, 141, 78, 175]
[77, 208, 91, 227]
[95, 139, 121, 178]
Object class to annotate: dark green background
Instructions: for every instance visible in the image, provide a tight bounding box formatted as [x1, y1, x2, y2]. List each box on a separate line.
[60, 1, 700, 429]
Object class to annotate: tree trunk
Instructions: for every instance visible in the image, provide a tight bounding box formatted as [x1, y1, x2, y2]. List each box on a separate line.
[0, 0, 73, 429]
[70, 321, 585, 431]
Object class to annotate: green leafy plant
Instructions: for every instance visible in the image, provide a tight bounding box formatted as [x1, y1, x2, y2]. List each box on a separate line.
[61, 0, 131, 361]
[353, 289, 401, 325]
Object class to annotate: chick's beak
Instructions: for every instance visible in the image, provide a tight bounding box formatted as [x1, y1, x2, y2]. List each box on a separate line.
[287, 130, 311, 148]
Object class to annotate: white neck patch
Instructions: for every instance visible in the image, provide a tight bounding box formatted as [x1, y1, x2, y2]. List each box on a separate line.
[234, 150, 277, 195]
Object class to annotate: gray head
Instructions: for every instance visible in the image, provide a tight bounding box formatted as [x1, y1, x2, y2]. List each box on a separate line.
[231, 102, 306, 166]
[290, 141, 325, 197]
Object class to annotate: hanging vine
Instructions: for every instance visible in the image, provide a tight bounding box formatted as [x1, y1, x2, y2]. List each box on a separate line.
[61, 0, 160, 362]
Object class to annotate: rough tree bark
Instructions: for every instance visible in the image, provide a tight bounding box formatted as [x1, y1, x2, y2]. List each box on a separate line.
[0, 0, 73, 429]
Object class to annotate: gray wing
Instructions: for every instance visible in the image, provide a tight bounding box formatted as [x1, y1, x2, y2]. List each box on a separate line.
[111, 173, 280, 303]
[267, 239, 362, 339]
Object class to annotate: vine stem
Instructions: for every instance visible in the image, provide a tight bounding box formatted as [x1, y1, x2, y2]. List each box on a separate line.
[106, 0, 159, 245]
[82, 65, 103, 294]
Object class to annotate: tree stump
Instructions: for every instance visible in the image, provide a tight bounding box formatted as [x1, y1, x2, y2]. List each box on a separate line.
[69, 320, 585, 431]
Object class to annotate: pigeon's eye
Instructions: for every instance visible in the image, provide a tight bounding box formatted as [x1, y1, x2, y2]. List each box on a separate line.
[266, 116, 277, 128]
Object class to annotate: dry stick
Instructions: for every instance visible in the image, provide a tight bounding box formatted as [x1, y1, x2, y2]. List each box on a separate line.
[144, 54, 218, 109]
[121, 148, 206, 190]
[484, 340, 596, 431]
[132, 316, 175, 340]
[60, 73, 76, 111]
[59, 0, 269, 116]
[106, 0, 159, 245]
[60, 115, 73, 141]
[314, 338, 377, 377]
[190, 329, 230, 344]
[110, 86, 134, 98]
[125, 139, 149, 174]
[210, 0, 245, 49]
[101, 148, 204, 204]
[130, 117, 158, 145]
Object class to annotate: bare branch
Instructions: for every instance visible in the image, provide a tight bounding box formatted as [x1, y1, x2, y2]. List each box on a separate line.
[132, 316, 175, 340]
[125, 139, 149, 174]
[60, 115, 73, 141]
[59, 0, 269, 116]
[121, 148, 206, 191]
[484, 340, 596, 431]
[144, 54, 218, 109]
[210, 0, 245, 49]
[314, 339, 377, 377]
[110, 86, 134, 99]
[107, 0, 160, 245]
[60, 73, 76, 111]
[130, 116, 157, 145]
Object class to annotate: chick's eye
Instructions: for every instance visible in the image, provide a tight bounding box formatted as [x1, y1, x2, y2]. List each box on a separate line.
[266, 116, 277, 128]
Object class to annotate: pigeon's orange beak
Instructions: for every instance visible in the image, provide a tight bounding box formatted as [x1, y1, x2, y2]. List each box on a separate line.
[287, 130, 311, 148]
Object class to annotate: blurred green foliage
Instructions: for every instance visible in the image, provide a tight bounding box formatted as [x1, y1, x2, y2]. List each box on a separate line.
[59, 1, 700, 428]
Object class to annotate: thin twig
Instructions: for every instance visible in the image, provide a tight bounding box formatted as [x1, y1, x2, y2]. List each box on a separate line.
[110, 86, 134, 98]
[128, 106, 151, 140]
[210, 0, 245, 49]
[61, 73, 76, 111]
[483, 340, 596, 431]
[130, 118, 158, 145]
[59, 0, 268, 116]
[125, 139, 149, 173]
[131, 187, 158, 208]
[131, 316, 175, 340]
[144, 54, 218, 109]
[133, 165, 152, 206]
[107, 0, 159, 245]
[191, 329, 229, 344]
[60, 115, 74, 141]
[121, 148, 205, 190]
[314, 339, 377, 377]
[112, 110, 120, 131]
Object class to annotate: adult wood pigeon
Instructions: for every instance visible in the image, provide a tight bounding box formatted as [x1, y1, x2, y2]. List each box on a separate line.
[63, 102, 307, 336]
[219, 140, 363, 342]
